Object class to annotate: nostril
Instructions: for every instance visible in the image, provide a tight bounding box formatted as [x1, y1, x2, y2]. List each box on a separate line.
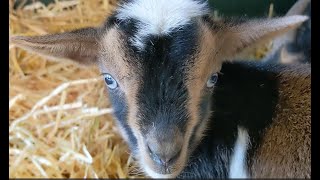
[147, 144, 181, 166]
[167, 149, 181, 164]
[147, 145, 163, 165]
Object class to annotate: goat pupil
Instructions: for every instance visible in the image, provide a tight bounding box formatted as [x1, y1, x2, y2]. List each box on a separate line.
[103, 74, 118, 89]
[206, 73, 218, 88]
[105, 75, 114, 85]
[211, 74, 218, 84]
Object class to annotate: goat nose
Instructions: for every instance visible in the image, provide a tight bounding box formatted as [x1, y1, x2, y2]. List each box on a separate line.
[147, 143, 181, 167]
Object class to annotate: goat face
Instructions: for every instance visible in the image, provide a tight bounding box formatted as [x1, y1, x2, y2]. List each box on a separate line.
[10, 0, 308, 178]
[97, 19, 218, 177]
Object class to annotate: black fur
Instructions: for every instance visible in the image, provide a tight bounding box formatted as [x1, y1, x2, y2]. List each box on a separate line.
[136, 22, 198, 137]
[178, 61, 280, 178]
[106, 89, 138, 153]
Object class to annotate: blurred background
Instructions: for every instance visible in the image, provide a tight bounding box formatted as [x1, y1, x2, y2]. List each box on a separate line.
[14, 0, 298, 17]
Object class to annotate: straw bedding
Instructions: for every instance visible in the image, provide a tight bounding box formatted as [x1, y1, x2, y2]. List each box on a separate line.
[9, 0, 144, 178]
[9, 0, 271, 178]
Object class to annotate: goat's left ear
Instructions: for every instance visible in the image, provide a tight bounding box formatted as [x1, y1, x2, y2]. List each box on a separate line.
[205, 15, 308, 60]
[10, 27, 100, 66]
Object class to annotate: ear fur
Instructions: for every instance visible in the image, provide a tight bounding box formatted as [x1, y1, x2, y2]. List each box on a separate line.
[202, 15, 308, 61]
[10, 27, 100, 65]
[263, 0, 311, 63]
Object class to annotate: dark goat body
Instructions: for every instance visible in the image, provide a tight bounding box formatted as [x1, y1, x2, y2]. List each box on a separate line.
[178, 61, 311, 178]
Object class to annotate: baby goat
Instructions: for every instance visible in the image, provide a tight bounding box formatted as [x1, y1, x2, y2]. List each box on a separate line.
[11, 0, 310, 178]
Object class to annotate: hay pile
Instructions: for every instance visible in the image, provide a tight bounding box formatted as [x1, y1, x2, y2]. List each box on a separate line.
[9, 0, 144, 178]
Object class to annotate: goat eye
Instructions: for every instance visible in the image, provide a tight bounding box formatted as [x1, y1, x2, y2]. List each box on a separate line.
[103, 74, 118, 89]
[206, 73, 218, 88]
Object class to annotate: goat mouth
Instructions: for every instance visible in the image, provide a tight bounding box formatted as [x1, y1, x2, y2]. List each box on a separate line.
[141, 149, 185, 178]
[143, 164, 181, 178]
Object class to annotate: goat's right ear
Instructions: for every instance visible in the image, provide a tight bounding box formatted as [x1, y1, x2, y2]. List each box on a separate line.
[202, 15, 308, 60]
[10, 27, 100, 66]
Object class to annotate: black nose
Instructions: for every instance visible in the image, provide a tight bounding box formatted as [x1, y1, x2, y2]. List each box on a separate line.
[147, 143, 182, 167]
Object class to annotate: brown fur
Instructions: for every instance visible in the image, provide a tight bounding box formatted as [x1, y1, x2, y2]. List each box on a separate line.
[99, 28, 132, 88]
[184, 20, 223, 153]
[250, 63, 311, 178]
[98, 27, 143, 147]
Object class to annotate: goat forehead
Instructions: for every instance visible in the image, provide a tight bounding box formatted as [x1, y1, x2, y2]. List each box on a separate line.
[98, 24, 201, 85]
[115, 0, 209, 49]
[119, 17, 200, 64]
[130, 35, 200, 133]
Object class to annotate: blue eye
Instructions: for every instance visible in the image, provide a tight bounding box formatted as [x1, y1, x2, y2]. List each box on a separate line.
[206, 73, 218, 88]
[103, 74, 118, 89]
